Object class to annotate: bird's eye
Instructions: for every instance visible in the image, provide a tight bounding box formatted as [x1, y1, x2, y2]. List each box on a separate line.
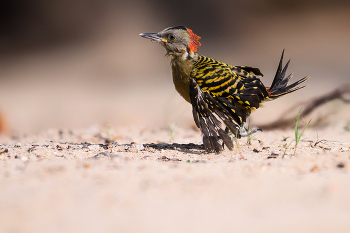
[169, 34, 176, 41]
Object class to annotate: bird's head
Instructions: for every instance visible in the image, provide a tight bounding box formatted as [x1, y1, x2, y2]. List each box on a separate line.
[140, 26, 201, 59]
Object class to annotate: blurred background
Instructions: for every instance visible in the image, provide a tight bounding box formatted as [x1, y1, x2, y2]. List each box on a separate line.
[0, 0, 349, 135]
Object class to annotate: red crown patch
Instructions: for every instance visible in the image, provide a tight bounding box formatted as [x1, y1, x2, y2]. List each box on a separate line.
[186, 28, 201, 52]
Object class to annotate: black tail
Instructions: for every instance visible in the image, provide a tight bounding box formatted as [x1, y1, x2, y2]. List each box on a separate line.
[267, 50, 309, 99]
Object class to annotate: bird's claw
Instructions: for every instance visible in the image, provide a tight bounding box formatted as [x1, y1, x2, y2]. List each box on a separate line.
[228, 124, 262, 140]
[239, 125, 262, 137]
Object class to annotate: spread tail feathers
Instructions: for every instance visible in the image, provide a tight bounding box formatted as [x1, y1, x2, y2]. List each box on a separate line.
[267, 50, 309, 99]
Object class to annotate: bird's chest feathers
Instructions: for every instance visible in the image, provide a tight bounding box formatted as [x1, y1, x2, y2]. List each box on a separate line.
[171, 57, 195, 103]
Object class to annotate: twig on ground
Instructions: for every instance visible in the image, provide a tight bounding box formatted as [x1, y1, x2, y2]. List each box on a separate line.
[259, 84, 350, 130]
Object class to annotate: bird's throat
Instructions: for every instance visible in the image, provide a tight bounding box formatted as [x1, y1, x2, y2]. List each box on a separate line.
[171, 55, 197, 103]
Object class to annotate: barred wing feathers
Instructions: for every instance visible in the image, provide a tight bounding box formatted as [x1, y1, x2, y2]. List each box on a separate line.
[189, 56, 271, 153]
[190, 78, 236, 153]
[189, 52, 309, 153]
[191, 56, 269, 114]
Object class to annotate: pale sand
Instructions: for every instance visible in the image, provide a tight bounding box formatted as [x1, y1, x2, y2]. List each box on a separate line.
[1, 125, 350, 233]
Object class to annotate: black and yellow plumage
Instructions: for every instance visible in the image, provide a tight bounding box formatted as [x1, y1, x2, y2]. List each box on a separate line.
[140, 26, 309, 153]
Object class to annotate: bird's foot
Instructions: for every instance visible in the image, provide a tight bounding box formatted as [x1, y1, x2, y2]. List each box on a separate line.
[226, 125, 262, 141]
[238, 125, 262, 137]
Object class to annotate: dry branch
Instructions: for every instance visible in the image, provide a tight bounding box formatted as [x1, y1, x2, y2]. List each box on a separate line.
[259, 84, 350, 130]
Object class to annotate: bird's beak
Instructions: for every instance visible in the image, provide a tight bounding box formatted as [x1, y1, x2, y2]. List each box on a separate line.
[139, 33, 168, 43]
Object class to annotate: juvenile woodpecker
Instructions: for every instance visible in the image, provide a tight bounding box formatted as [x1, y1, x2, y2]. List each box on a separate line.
[140, 26, 309, 153]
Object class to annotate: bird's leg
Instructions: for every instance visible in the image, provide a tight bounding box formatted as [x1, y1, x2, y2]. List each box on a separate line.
[225, 124, 262, 142]
[238, 124, 262, 137]
[226, 125, 240, 141]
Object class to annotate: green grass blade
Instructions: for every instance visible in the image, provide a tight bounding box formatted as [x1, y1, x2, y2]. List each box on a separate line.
[295, 108, 302, 143]
[293, 107, 312, 156]
[300, 119, 312, 137]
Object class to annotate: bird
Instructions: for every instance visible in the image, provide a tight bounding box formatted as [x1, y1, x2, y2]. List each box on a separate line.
[140, 26, 309, 153]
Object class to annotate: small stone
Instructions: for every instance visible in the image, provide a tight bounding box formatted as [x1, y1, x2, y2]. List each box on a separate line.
[0, 148, 8, 154]
[310, 165, 320, 172]
[92, 151, 119, 159]
[159, 156, 170, 161]
[193, 160, 205, 163]
[267, 152, 279, 159]
[127, 148, 138, 153]
[21, 156, 28, 161]
[88, 145, 100, 151]
[135, 144, 144, 151]
[27, 147, 36, 153]
[56, 144, 68, 150]
[15, 142, 22, 148]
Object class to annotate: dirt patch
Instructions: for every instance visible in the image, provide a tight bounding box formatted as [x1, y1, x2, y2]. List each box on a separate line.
[1, 125, 350, 233]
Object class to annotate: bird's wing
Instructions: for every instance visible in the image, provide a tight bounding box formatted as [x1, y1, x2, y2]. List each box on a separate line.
[190, 56, 271, 152]
[192, 56, 269, 111]
[230, 66, 264, 77]
[190, 77, 240, 153]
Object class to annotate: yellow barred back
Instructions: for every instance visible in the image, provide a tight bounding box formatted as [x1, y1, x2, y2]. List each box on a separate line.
[190, 56, 269, 111]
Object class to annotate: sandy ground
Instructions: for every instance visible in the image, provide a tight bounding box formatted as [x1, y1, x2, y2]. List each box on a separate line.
[1, 124, 350, 233]
[1, 7, 350, 232]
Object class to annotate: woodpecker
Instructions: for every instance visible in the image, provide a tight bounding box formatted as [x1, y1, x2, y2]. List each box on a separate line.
[140, 26, 309, 153]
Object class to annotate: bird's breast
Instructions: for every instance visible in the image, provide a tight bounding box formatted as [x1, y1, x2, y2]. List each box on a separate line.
[171, 58, 194, 103]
